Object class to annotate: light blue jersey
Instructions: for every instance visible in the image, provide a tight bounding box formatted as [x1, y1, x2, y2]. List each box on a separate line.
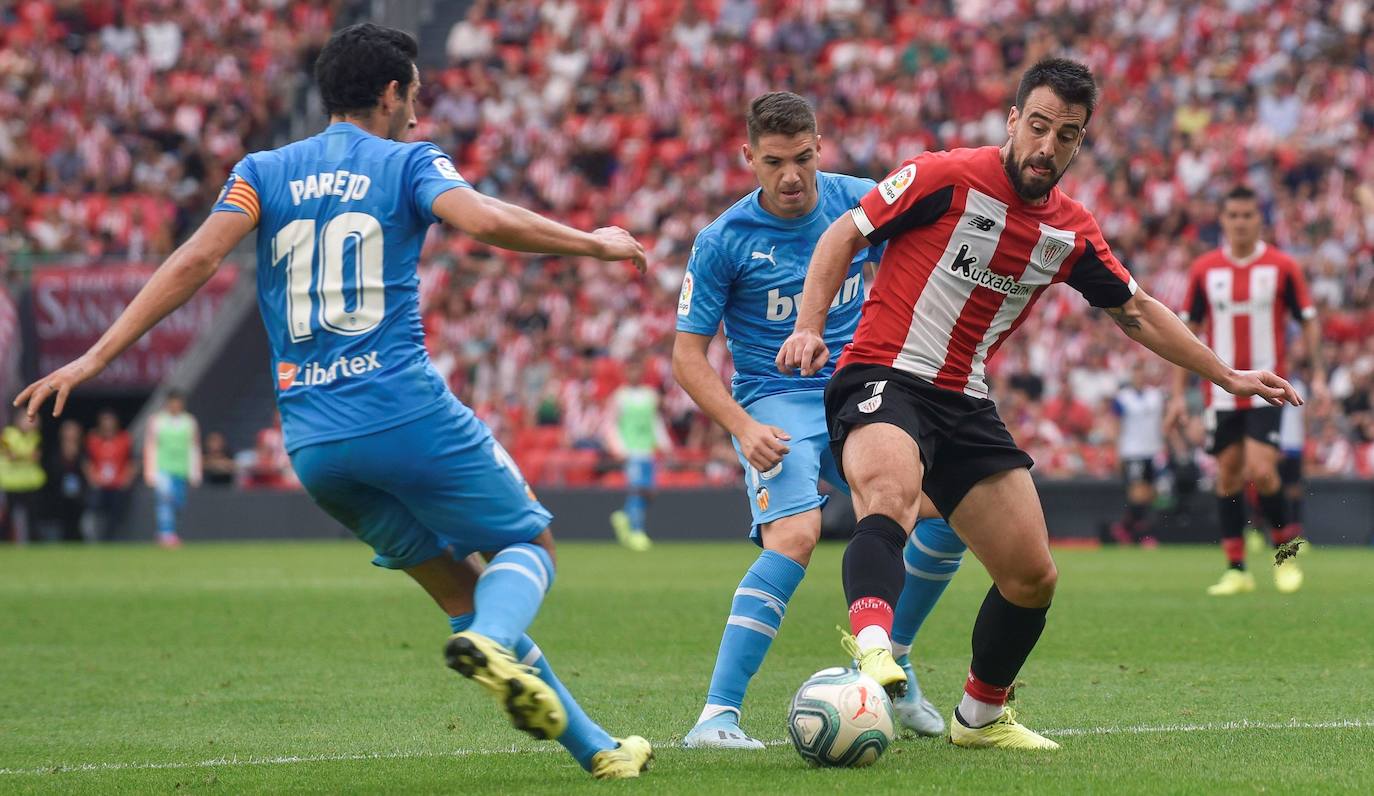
[676, 172, 880, 536]
[214, 122, 550, 570]
[214, 121, 470, 453]
[676, 171, 882, 408]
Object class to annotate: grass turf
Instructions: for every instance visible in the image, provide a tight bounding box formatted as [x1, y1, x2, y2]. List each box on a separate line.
[1, 540, 1372, 794]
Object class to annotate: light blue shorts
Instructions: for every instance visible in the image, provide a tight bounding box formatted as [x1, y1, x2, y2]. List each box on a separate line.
[291, 394, 552, 569]
[626, 455, 656, 490]
[734, 390, 848, 544]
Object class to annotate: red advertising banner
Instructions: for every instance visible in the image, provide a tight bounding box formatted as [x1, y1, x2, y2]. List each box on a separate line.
[30, 264, 239, 390]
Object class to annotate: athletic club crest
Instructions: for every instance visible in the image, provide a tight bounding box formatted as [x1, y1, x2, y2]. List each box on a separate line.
[1032, 235, 1074, 275]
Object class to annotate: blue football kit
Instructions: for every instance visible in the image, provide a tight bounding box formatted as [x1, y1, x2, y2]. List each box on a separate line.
[676, 171, 879, 535]
[213, 121, 625, 771]
[213, 121, 550, 568]
[677, 171, 967, 741]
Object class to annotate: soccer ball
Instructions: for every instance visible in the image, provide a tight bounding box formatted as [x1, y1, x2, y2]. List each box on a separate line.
[787, 667, 895, 767]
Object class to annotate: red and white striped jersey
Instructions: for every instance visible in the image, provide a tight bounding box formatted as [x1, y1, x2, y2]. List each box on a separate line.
[840, 146, 1136, 398]
[1180, 242, 1315, 410]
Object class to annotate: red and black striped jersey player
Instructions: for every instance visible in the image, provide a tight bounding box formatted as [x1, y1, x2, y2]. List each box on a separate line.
[776, 58, 1302, 750]
[1171, 185, 1325, 597]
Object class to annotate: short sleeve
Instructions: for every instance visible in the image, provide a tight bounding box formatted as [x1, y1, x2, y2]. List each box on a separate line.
[1180, 262, 1209, 324]
[212, 157, 262, 227]
[1064, 217, 1138, 309]
[848, 153, 956, 245]
[1282, 258, 1317, 322]
[408, 143, 472, 225]
[675, 236, 735, 335]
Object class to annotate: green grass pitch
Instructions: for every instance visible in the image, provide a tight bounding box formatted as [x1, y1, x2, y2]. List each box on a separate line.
[2, 540, 1372, 793]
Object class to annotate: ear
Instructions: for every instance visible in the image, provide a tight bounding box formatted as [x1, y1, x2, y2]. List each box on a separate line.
[1006, 106, 1019, 139]
[381, 79, 401, 112]
[814, 134, 823, 157]
[742, 141, 754, 166]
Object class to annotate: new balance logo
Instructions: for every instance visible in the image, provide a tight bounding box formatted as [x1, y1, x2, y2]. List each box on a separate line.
[967, 215, 996, 232]
[751, 246, 777, 266]
[278, 351, 383, 390]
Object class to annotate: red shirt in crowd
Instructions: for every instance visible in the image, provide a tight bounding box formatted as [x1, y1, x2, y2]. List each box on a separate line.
[85, 430, 132, 489]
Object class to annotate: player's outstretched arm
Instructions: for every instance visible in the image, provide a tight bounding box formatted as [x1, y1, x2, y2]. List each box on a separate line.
[431, 187, 646, 272]
[1104, 291, 1302, 408]
[776, 213, 867, 376]
[13, 212, 254, 419]
[673, 331, 790, 472]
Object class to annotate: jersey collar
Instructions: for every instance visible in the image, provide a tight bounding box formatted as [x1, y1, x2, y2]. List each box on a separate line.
[1222, 240, 1267, 266]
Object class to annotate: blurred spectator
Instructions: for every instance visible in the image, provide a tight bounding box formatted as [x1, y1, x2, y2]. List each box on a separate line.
[202, 431, 237, 487]
[11, 2, 1374, 483]
[0, 413, 44, 543]
[144, 392, 200, 547]
[44, 420, 87, 543]
[243, 412, 298, 490]
[85, 409, 134, 539]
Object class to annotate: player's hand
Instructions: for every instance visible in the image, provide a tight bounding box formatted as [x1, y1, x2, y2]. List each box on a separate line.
[776, 329, 829, 376]
[1221, 369, 1302, 407]
[12, 353, 106, 419]
[591, 226, 647, 273]
[735, 420, 790, 473]
[1163, 394, 1189, 431]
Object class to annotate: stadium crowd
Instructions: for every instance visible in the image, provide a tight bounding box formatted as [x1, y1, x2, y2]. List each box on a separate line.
[5, 0, 1374, 485]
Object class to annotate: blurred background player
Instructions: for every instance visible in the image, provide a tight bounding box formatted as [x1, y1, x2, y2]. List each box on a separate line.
[1171, 186, 1323, 596]
[674, 92, 960, 749]
[143, 391, 201, 549]
[779, 58, 1302, 750]
[14, 23, 652, 780]
[85, 409, 135, 540]
[1110, 362, 1165, 546]
[605, 361, 668, 551]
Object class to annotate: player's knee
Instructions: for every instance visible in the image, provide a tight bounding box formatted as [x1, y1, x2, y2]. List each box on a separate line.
[1247, 465, 1279, 492]
[853, 477, 918, 527]
[1001, 562, 1057, 607]
[761, 514, 821, 566]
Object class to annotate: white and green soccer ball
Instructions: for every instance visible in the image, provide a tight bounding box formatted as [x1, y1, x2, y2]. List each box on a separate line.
[787, 667, 895, 768]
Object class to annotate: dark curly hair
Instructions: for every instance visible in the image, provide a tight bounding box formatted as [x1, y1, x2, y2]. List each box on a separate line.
[314, 23, 419, 117]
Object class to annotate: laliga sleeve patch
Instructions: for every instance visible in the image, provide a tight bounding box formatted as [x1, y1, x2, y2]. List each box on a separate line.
[878, 163, 916, 205]
[678, 271, 694, 316]
[433, 156, 464, 182]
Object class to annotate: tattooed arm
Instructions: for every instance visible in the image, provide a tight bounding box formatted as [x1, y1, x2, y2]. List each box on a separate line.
[1103, 292, 1302, 407]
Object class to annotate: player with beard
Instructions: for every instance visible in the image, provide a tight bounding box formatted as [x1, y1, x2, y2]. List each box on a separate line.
[777, 58, 1301, 749]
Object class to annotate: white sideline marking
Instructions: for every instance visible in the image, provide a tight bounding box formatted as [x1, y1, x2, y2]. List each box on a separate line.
[2, 719, 1368, 776]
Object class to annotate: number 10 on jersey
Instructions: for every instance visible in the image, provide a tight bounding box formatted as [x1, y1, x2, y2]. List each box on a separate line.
[272, 212, 385, 341]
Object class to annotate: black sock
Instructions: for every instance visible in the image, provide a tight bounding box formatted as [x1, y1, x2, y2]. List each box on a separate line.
[842, 514, 907, 607]
[1256, 490, 1289, 534]
[1217, 492, 1246, 570]
[1289, 494, 1304, 525]
[970, 584, 1049, 688]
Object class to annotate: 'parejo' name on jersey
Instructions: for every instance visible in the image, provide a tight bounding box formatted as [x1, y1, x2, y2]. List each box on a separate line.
[765, 273, 862, 321]
[289, 170, 373, 205]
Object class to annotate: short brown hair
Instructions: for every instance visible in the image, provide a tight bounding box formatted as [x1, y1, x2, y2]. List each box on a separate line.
[746, 92, 817, 143]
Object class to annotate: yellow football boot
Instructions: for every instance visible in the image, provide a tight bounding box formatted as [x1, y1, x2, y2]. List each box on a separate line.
[591, 736, 654, 780]
[949, 707, 1060, 750]
[611, 510, 652, 552]
[1274, 560, 1304, 593]
[445, 631, 567, 740]
[1206, 569, 1256, 596]
[839, 629, 907, 699]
